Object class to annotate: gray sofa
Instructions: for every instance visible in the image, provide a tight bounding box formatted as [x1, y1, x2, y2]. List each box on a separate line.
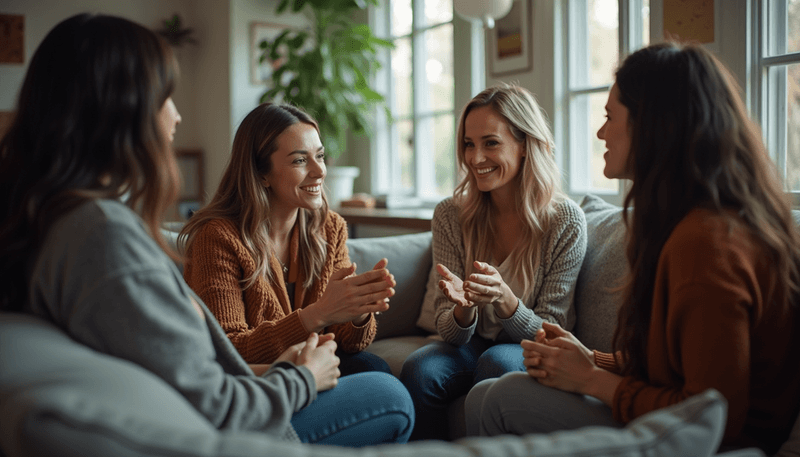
[0, 195, 796, 456]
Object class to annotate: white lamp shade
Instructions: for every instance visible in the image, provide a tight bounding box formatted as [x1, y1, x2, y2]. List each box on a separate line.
[453, 0, 514, 28]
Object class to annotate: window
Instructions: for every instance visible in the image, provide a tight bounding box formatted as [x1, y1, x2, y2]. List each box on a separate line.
[756, 0, 800, 193]
[564, 0, 649, 197]
[372, 0, 456, 203]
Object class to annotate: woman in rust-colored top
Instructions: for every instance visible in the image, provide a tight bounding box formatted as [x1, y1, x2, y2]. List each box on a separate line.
[467, 42, 800, 455]
[180, 103, 394, 376]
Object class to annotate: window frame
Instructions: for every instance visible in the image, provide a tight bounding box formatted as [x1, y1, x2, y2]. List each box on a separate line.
[562, 0, 648, 202]
[753, 0, 800, 200]
[370, 0, 457, 205]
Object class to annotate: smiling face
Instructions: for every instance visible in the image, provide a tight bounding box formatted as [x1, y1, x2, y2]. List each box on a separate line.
[158, 97, 181, 143]
[462, 105, 525, 195]
[263, 122, 326, 214]
[597, 83, 633, 180]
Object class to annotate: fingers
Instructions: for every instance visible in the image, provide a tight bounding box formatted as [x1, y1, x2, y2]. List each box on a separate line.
[436, 263, 457, 281]
[349, 268, 394, 287]
[331, 264, 357, 281]
[473, 260, 497, 275]
[372, 258, 388, 270]
[317, 332, 336, 344]
[541, 321, 568, 338]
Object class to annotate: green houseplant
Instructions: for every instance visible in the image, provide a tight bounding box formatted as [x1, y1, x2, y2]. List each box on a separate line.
[259, 0, 393, 161]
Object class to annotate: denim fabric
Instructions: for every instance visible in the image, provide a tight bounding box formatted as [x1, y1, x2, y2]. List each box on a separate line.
[337, 349, 392, 376]
[398, 336, 524, 440]
[290, 372, 415, 446]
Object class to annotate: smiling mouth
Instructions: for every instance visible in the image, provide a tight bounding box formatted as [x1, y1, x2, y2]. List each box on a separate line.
[476, 167, 497, 175]
[301, 185, 321, 193]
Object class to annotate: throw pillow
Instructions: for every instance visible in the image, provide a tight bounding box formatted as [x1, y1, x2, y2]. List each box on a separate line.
[574, 194, 627, 353]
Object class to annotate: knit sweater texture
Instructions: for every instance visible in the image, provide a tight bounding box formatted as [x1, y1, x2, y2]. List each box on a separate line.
[594, 208, 800, 454]
[184, 211, 377, 364]
[431, 197, 587, 345]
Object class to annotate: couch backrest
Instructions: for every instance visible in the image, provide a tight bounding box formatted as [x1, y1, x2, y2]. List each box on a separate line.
[347, 231, 433, 340]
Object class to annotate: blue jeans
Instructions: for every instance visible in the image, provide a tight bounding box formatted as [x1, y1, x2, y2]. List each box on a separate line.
[337, 349, 392, 376]
[291, 372, 415, 446]
[398, 336, 524, 440]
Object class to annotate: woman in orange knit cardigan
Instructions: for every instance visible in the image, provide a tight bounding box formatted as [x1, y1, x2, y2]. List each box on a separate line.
[466, 42, 800, 455]
[180, 102, 395, 375]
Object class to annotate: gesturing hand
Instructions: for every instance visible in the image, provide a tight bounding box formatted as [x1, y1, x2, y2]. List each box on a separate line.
[462, 261, 517, 318]
[436, 263, 474, 308]
[522, 322, 596, 394]
[295, 332, 340, 392]
[302, 262, 395, 332]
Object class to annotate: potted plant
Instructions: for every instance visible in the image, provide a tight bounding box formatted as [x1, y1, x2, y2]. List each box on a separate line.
[258, 0, 392, 207]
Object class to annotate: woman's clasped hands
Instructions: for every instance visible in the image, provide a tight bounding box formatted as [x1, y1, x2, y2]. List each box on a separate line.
[300, 258, 395, 333]
[522, 321, 620, 404]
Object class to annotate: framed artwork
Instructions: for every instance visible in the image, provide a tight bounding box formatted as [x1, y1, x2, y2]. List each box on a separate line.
[661, 0, 720, 51]
[488, 0, 532, 77]
[0, 14, 24, 64]
[0, 111, 14, 138]
[250, 21, 295, 85]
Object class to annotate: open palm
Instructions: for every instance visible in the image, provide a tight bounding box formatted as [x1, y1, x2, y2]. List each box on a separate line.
[436, 263, 474, 308]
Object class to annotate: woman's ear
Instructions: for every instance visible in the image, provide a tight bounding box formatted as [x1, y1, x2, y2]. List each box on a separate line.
[261, 176, 270, 188]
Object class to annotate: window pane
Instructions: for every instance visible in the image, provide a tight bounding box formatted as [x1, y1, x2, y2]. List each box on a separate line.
[433, 113, 456, 196]
[791, 0, 800, 54]
[397, 119, 415, 192]
[420, 24, 454, 114]
[590, 0, 619, 86]
[784, 63, 800, 190]
[642, 0, 650, 46]
[392, 0, 413, 37]
[392, 37, 413, 118]
[423, 0, 453, 27]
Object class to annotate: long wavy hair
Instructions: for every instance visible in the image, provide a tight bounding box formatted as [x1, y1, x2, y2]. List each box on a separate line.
[179, 103, 328, 290]
[453, 84, 565, 300]
[0, 13, 180, 312]
[614, 43, 800, 380]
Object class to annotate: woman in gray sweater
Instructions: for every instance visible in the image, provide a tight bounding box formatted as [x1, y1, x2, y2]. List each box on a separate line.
[399, 84, 587, 440]
[0, 12, 412, 447]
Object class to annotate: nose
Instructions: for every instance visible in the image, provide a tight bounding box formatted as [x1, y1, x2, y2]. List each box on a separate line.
[469, 146, 486, 165]
[311, 157, 326, 179]
[597, 121, 606, 140]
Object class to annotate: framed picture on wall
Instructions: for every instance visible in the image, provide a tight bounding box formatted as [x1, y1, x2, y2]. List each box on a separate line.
[488, 0, 532, 76]
[250, 21, 295, 85]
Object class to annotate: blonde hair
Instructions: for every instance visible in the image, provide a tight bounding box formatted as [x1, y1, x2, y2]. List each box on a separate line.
[453, 84, 564, 300]
[179, 103, 328, 289]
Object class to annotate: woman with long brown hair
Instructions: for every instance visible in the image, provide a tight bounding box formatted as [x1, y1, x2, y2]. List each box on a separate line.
[0, 13, 412, 447]
[179, 102, 395, 376]
[468, 42, 800, 455]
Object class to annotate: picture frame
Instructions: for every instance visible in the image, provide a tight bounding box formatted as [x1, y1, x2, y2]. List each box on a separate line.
[488, 0, 532, 77]
[660, 0, 721, 53]
[250, 21, 295, 85]
[0, 14, 24, 64]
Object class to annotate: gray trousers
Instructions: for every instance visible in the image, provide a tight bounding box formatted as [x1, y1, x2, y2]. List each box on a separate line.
[465, 372, 623, 436]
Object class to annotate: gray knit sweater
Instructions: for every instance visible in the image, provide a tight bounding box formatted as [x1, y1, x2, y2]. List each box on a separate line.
[25, 199, 313, 441]
[432, 197, 587, 345]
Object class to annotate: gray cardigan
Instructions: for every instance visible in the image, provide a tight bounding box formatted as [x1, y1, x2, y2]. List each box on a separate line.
[432, 197, 587, 345]
[25, 199, 315, 441]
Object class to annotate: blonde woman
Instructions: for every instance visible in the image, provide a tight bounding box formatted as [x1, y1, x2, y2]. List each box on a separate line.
[399, 85, 587, 440]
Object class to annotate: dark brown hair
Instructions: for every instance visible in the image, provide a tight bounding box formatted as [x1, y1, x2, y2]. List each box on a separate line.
[179, 103, 329, 289]
[0, 13, 179, 311]
[614, 42, 800, 379]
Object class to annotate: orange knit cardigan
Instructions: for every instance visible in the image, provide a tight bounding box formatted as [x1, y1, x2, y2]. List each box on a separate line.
[183, 212, 377, 364]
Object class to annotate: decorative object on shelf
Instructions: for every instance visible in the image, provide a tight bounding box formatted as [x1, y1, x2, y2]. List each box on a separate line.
[487, 0, 532, 76]
[0, 14, 24, 64]
[257, 0, 393, 161]
[453, 0, 513, 29]
[326, 166, 361, 209]
[157, 14, 197, 47]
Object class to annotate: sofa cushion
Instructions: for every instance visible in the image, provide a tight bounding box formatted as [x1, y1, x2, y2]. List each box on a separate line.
[573, 194, 627, 352]
[346, 231, 432, 340]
